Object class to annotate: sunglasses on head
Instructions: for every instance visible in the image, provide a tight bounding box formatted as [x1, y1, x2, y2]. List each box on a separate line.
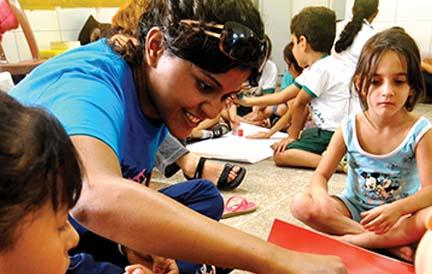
[180, 19, 270, 86]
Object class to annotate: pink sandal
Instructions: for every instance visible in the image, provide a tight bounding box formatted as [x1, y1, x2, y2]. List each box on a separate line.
[222, 195, 257, 219]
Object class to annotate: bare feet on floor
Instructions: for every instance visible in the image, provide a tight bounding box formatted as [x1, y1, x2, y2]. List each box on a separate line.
[387, 246, 415, 263]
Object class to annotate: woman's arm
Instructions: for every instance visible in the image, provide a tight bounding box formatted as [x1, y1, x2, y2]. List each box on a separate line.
[70, 135, 347, 274]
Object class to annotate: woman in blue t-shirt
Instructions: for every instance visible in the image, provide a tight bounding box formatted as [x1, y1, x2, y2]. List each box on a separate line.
[10, 0, 347, 273]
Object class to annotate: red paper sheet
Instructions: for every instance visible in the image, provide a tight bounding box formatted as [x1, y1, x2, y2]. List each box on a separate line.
[267, 219, 415, 274]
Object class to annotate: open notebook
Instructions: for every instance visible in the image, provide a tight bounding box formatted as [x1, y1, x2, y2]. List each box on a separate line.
[267, 219, 415, 274]
[186, 122, 287, 163]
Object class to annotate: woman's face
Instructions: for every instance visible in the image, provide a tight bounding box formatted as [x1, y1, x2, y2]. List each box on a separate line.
[0, 204, 79, 274]
[147, 53, 250, 138]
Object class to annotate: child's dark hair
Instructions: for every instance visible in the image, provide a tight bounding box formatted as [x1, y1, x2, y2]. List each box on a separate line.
[290, 6, 336, 54]
[0, 93, 83, 251]
[111, 0, 265, 76]
[283, 42, 303, 74]
[353, 28, 425, 111]
[335, 0, 379, 53]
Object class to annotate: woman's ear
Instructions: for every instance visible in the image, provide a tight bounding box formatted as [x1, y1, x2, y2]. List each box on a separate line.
[145, 27, 165, 67]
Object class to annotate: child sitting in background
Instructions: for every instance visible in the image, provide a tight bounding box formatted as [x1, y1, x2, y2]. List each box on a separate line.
[237, 58, 278, 121]
[0, 92, 172, 274]
[237, 7, 359, 169]
[186, 104, 238, 143]
[291, 28, 432, 263]
[246, 42, 303, 139]
[280, 42, 304, 91]
[332, 0, 378, 75]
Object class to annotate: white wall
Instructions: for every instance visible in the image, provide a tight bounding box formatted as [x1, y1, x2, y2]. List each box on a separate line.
[262, 0, 345, 73]
[2, 4, 117, 62]
[3, 1, 432, 67]
[258, 0, 291, 73]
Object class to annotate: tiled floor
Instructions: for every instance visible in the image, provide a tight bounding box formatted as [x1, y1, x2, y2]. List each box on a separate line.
[153, 103, 432, 273]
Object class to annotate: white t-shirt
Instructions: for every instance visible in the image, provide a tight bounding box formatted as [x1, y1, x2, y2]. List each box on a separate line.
[294, 55, 361, 131]
[259, 59, 278, 92]
[243, 60, 278, 96]
[332, 19, 376, 74]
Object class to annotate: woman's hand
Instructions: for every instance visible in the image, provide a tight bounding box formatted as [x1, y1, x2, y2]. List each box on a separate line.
[265, 247, 348, 274]
[271, 136, 296, 154]
[360, 203, 403, 234]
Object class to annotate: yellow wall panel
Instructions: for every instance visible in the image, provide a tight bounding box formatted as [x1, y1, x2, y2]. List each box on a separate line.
[19, 0, 123, 9]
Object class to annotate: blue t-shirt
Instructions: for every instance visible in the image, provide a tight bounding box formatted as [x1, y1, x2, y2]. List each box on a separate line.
[10, 39, 167, 184]
[280, 70, 294, 90]
[68, 253, 122, 274]
[341, 114, 432, 208]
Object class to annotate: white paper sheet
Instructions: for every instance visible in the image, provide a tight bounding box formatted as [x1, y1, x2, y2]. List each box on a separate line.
[186, 122, 287, 163]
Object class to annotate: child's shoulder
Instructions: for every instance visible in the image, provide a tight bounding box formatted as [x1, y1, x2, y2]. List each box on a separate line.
[308, 55, 343, 75]
[413, 115, 432, 133]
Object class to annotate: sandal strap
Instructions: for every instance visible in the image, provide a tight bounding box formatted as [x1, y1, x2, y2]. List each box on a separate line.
[211, 123, 230, 138]
[217, 162, 234, 187]
[217, 163, 246, 190]
[224, 195, 247, 211]
[194, 157, 208, 179]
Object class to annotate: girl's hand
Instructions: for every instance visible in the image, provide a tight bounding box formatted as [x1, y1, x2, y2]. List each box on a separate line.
[247, 131, 271, 139]
[360, 204, 402, 234]
[152, 258, 178, 274]
[124, 264, 153, 274]
[271, 136, 296, 154]
[124, 247, 179, 274]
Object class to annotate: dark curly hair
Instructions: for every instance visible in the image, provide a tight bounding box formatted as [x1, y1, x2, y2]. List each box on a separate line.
[0, 93, 83, 251]
[110, 0, 265, 76]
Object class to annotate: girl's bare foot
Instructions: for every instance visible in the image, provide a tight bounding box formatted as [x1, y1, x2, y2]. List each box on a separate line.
[387, 246, 415, 263]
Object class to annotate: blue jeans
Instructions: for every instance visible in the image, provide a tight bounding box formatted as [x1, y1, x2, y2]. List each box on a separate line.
[70, 179, 223, 274]
[67, 253, 122, 274]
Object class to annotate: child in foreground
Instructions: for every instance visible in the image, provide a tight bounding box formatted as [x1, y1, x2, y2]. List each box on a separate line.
[0, 92, 83, 274]
[0, 92, 173, 274]
[291, 28, 432, 262]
